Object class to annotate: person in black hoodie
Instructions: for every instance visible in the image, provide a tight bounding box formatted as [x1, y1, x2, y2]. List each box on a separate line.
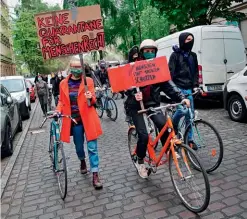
[168, 32, 199, 148]
[52, 72, 64, 106]
[125, 39, 190, 179]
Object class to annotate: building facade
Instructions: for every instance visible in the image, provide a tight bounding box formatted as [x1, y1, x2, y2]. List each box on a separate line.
[0, 0, 16, 76]
[212, 0, 247, 49]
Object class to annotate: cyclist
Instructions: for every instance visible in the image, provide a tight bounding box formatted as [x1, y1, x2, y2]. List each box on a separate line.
[95, 60, 109, 87]
[125, 39, 190, 178]
[51, 72, 64, 106]
[168, 32, 200, 149]
[56, 61, 103, 189]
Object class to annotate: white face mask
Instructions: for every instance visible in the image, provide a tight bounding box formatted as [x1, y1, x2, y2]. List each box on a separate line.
[58, 74, 62, 78]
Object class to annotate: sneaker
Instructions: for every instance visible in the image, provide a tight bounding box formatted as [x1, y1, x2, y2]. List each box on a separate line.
[80, 159, 87, 174]
[134, 160, 148, 179]
[189, 140, 198, 151]
[93, 172, 103, 189]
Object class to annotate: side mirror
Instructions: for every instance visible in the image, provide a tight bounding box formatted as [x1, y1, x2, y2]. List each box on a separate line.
[6, 96, 13, 105]
[26, 88, 29, 92]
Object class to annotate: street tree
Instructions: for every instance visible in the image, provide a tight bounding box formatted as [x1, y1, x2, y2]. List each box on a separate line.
[153, 0, 246, 30]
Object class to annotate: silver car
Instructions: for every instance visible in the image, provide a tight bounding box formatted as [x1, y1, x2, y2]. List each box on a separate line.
[1, 76, 31, 119]
[0, 84, 22, 157]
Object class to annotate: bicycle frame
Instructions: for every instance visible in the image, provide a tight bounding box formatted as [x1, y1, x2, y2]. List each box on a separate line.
[50, 117, 60, 170]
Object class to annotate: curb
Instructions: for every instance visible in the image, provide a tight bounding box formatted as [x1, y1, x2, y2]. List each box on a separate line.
[1, 101, 38, 197]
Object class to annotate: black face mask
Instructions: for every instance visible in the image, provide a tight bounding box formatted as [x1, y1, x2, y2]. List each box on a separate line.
[183, 40, 194, 51]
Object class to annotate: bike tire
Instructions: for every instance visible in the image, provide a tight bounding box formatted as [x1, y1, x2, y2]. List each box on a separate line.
[96, 98, 104, 118]
[56, 143, 68, 200]
[184, 119, 223, 173]
[107, 98, 118, 121]
[128, 127, 138, 172]
[169, 143, 210, 213]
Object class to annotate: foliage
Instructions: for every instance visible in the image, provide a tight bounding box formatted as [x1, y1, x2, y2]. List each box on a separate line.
[13, 0, 70, 75]
[153, 0, 246, 30]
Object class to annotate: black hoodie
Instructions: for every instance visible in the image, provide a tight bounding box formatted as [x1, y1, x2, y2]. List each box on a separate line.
[168, 32, 199, 90]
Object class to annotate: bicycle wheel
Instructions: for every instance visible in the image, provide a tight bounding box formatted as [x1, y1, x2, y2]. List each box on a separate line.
[184, 119, 223, 173]
[128, 127, 138, 171]
[169, 144, 210, 213]
[56, 143, 68, 200]
[96, 98, 104, 118]
[106, 98, 118, 121]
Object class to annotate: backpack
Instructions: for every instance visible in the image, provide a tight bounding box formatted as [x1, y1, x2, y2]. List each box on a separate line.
[37, 82, 46, 96]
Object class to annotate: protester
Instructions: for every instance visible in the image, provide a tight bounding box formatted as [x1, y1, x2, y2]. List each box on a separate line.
[36, 75, 49, 117]
[52, 72, 64, 106]
[56, 61, 103, 189]
[168, 32, 200, 149]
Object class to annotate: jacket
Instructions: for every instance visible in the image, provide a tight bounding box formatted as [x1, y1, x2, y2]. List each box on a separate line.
[169, 45, 199, 90]
[95, 69, 109, 86]
[125, 80, 185, 110]
[52, 76, 64, 95]
[56, 74, 103, 143]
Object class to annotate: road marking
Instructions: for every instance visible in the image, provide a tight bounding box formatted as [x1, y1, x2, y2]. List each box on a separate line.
[1, 101, 38, 197]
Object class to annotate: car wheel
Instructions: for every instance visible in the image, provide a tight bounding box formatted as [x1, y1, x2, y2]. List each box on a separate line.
[17, 112, 23, 132]
[228, 94, 247, 122]
[3, 124, 13, 156]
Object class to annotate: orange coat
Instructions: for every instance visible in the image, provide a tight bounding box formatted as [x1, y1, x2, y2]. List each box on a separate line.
[56, 75, 103, 143]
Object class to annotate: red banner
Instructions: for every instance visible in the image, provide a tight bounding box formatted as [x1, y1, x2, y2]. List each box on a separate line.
[108, 56, 171, 92]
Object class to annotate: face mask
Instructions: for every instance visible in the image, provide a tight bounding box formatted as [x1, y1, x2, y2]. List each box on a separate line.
[38, 77, 42, 81]
[70, 68, 82, 78]
[143, 52, 156, 60]
[183, 40, 194, 51]
[58, 74, 62, 78]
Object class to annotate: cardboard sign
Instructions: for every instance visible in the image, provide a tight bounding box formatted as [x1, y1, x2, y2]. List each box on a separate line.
[108, 56, 171, 92]
[34, 5, 105, 60]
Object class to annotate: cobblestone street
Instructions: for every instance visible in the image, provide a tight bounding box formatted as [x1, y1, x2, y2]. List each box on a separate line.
[1, 99, 247, 219]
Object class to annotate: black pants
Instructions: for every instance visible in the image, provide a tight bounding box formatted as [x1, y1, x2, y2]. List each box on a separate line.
[39, 95, 47, 115]
[129, 109, 169, 160]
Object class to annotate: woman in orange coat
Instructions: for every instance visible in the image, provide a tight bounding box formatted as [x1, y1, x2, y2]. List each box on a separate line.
[56, 61, 103, 189]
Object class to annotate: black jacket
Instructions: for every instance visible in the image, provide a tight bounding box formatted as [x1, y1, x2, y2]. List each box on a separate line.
[95, 69, 109, 86]
[52, 76, 64, 95]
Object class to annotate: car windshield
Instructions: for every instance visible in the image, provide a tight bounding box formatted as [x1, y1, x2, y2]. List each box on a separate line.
[1, 79, 24, 93]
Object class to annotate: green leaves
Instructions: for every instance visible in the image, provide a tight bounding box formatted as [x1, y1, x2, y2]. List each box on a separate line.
[153, 0, 246, 30]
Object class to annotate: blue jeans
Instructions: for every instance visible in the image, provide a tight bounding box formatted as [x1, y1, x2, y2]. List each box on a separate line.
[172, 89, 194, 141]
[72, 124, 99, 172]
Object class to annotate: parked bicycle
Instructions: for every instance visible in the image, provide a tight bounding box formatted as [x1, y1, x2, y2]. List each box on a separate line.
[95, 86, 118, 121]
[40, 112, 77, 200]
[128, 102, 210, 213]
[168, 88, 224, 173]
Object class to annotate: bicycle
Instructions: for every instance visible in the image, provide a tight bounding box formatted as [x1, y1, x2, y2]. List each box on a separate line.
[95, 86, 118, 121]
[40, 111, 77, 200]
[169, 89, 224, 173]
[128, 102, 210, 213]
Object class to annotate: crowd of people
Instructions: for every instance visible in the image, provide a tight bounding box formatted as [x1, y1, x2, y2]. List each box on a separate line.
[34, 31, 199, 188]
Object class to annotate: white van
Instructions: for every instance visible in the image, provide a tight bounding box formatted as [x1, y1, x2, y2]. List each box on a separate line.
[156, 25, 246, 100]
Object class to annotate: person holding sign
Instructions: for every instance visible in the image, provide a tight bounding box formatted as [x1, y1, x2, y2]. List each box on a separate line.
[125, 39, 190, 179]
[55, 61, 103, 189]
[168, 33, 200, 149]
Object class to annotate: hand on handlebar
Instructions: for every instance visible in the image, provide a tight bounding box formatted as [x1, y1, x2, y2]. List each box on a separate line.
[193, 87, 203, 94]
[182, 99, 190, 108]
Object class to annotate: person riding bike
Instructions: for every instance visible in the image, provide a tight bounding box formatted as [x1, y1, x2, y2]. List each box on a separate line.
[168, 32, 201, 149]
[124, 39, 190, 178]
[95, 60, 109, 87]
[55, 61, 103, 189]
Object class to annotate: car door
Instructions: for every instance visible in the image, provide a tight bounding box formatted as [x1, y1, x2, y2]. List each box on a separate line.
[0, 86, 15, 134]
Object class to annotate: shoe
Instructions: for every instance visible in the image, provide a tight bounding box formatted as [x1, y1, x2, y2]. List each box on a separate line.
[134, 159, 148, 179]
[80, 159, 87, 174]
[189, 140, 198, 151]
[93, 172, 103, 189]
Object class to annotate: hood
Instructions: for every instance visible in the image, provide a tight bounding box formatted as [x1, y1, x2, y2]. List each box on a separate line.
[128, 45, 140, 63]
[172, 45, 180, 52]
[179, 32, 194, 51]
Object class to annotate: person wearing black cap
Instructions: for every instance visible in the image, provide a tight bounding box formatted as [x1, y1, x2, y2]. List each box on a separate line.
[169, 32, 199, 149]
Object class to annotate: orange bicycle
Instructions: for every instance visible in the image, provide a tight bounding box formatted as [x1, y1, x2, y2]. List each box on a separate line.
[128, 102, 210, 213]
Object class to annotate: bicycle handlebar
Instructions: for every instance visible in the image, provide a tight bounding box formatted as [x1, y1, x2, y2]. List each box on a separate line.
[39, 111, 77, 128]
[138, 101, 186, 114]
[184, 88, 203, 98]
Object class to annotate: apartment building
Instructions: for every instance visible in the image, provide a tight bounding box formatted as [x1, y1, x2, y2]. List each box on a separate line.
[0, 0, 16, 76]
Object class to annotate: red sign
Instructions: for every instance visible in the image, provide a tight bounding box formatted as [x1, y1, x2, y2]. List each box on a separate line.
[108, 56, 171, 92]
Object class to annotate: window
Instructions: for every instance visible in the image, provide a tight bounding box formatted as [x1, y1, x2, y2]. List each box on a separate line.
[1, 79, 24, 93]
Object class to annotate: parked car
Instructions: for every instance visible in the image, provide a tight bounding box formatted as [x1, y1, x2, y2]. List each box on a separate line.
[26, 79, 36, 102]
[156, 25, 246, 101]
[224, 67, 247, 122]
[0, 76, 31, 119]
[0, 84, 22, 156]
